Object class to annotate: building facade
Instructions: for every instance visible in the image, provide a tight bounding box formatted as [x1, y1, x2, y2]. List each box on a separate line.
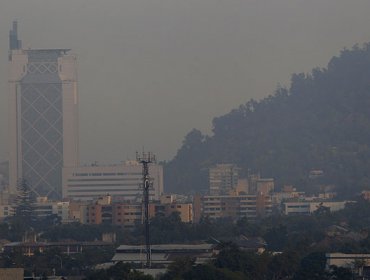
[248, 174, 274, 195]
[283, 201, 351, 215]
[113, 244, 216, 266]
[0, 198, 69, 222]
[62, 161, 163, 201]
[8, 21, 79, 199]
[199, 194, 272, 221]
[84, 195, 192, 228]
[209, 164, 239, 195]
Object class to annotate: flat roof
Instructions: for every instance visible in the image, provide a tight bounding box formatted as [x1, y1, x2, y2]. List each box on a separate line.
[117, 244, 214, 252]
[4, 241, 113, 247]
[24, 49, 71, 53]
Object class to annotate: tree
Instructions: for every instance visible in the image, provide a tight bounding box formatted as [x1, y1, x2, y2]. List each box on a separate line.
[160, 257, 196, 280]
[14, 178, 34, 221]
[86, 262, 154, 280]
[164, 43, 370, 196]
[267, 251, 300, 280]
[294, 252, 329, 280]
[8, 178, 35, 239]
[329, 265, 352, 280]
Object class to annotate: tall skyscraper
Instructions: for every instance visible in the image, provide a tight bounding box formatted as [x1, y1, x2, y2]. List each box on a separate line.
[8, 21, 79, 199]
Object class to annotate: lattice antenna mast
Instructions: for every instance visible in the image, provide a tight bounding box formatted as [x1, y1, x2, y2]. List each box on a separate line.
[136, 151, 156, 268]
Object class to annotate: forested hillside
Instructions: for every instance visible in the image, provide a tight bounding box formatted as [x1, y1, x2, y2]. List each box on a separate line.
[164, 43, 370, 196]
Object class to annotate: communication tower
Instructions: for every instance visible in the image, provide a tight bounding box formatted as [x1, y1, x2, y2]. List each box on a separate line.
[136, 151, 156, 267]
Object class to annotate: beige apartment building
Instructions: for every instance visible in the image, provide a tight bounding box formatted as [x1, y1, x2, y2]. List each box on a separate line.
[84, 195, 192, 228]
[196, 193, 272, 221]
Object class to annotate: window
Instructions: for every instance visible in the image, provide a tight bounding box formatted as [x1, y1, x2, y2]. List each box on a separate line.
[74, 173, 88, 176]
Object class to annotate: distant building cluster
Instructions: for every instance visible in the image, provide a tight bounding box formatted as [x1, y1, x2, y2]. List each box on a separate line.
[193, 164, 355, 221]
[82, 194, 192, 228]
[2, 21, 357, 230]
[0, 159, 355, 226]
[0, 193, 193, 228]
[193, 164, 274, 222]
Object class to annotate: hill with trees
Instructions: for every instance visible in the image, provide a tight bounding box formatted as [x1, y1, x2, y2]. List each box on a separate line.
[164, 43, 370, 196]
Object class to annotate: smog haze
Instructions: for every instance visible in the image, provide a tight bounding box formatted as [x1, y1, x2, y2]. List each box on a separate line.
[1, 0, 370, 162]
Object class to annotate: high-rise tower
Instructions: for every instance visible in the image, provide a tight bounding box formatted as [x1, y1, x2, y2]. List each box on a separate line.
[8, 21, 79, 199]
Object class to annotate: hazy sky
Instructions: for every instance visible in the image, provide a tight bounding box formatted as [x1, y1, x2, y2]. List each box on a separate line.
[1, 0, 370, 163]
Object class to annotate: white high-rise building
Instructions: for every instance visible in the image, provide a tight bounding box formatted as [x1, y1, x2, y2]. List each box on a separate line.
[8, 21, 79, 199]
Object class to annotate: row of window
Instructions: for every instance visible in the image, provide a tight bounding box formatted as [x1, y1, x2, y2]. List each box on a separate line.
[286, 205, 310, 209]
[68, 188, 144, 193]
[68, 184, 141, 188]
[68, 178, 140, 182]
[204, 197, 257, 201]
[73, 172, 142, 176]
[116, 205, 142, 209]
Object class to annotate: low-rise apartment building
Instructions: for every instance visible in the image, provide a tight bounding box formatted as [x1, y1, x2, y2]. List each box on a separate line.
[197, 193, 272, 221]
[84, 195, 193, 228]
[283, 200, 352, 215]
[0, 197, 70, 222]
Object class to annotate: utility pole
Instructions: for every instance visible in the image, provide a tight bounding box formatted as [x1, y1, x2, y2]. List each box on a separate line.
[136, 151, 156, 268]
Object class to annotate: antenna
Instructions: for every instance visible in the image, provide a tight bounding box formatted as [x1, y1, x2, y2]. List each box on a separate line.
[136, 151, 156, 268]
[9, 20, 22, 51]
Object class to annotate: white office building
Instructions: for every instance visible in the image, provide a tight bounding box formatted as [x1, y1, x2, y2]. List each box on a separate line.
[63, 161, 163, 201]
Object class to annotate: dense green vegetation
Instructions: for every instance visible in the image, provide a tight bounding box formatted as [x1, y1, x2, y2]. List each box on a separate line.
[155, 200, 370, 279]
[86, 262, 153, 280]
[159, 246, 353, 280]
[88, 247, 353, 280]
[1, 200, 370, 278]
[0, 246, 115, 278]
[165, 43, 370, 196]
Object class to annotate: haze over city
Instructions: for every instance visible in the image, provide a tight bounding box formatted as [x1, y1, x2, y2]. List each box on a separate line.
[1, 0, 370, 163]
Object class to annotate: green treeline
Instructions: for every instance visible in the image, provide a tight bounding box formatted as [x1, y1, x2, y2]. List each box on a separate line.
[88, 200, 370, 279]
[2, 199, 370, 278]
[165, 43, 370, 196]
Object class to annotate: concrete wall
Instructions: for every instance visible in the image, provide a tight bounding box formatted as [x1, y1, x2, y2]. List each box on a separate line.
[0, 268, 24, 280]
